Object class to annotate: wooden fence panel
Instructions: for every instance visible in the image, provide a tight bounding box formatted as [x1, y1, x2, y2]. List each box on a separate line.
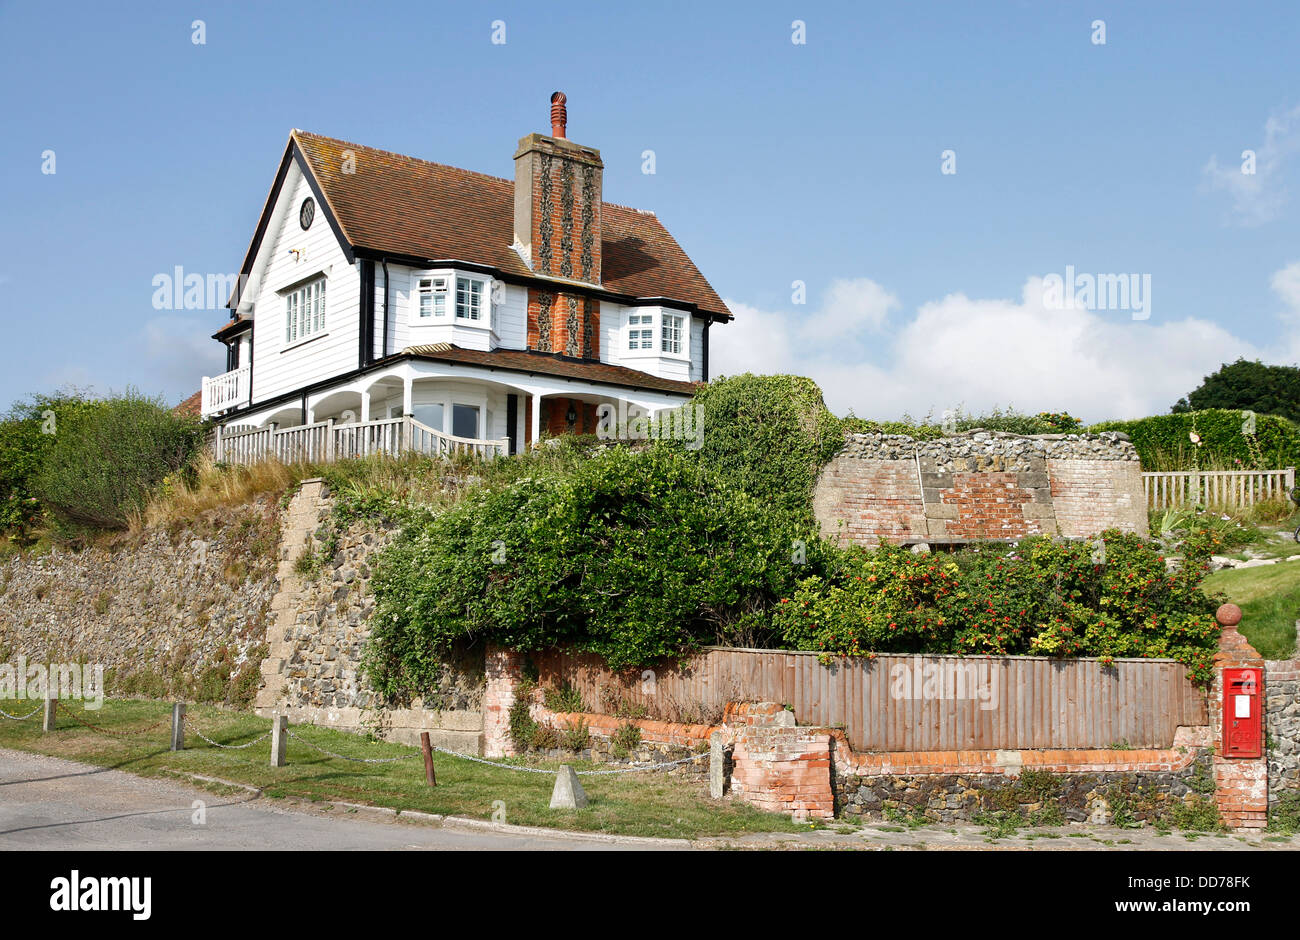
[533, 647, 1207, 751]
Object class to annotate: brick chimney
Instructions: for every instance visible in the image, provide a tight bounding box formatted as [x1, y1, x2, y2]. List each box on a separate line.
[513, 91, 604, 285]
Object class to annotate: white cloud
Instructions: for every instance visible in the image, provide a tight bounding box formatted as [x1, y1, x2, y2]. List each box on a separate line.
[140, 315, 225, 394]
[1202, 103, 1300, 226]
[713, 274, 1277, 424]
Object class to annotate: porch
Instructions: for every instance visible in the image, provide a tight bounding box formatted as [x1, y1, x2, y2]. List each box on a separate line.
[211, 356, 691, 462]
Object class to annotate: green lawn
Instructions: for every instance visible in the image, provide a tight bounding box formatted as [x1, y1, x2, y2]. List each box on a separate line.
[1202, 560, 1300, 659]
[0, 698, 807, 840]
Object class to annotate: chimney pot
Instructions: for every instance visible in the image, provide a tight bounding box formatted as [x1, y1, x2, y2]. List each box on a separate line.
[550, 91, 567, 138]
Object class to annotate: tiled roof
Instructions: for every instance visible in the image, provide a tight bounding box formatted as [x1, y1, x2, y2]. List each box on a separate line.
[174, 390, 202, 417]
[291, 131, 732, 320]
[401, 344, 698, 395]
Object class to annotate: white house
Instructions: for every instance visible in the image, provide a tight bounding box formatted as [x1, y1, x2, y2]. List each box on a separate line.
[194, 92, 732, 458]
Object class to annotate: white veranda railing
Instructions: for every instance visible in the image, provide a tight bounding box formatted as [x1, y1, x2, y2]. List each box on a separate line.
[211, 416, 508, 466]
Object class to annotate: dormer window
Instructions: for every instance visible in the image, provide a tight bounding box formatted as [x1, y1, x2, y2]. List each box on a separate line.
[456, 276, 483, 321]
[417, 276, 449, 318]
[284, 277, 326, 345]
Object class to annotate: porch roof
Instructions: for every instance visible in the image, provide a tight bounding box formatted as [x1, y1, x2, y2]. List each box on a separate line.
[401, 344, 698, 396]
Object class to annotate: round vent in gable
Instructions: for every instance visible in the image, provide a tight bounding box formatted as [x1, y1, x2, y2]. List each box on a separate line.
[299, 197, 315, 230]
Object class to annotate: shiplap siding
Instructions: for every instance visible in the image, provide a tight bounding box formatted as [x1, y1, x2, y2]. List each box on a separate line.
[248, 169, 361, 404]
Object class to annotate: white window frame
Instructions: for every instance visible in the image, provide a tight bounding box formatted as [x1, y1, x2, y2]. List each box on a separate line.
[416, 275, 449, 319]
[661, 312, 685, 356]
[282, 277, 327, 349]
[456, 276, 485, 323]
[410, 270, 491, 331]
[623, 307, 689, 361]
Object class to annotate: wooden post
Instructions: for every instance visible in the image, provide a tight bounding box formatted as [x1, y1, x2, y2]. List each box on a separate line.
[325, 418, 335, 463]
[214, 423, 224, 463]
[270, 714, 288, 767]
[170, 703, 185, 751]
[420, 731, 437, 787]
[42, 692, 57, 732]
[1288, 466, 1296, 494]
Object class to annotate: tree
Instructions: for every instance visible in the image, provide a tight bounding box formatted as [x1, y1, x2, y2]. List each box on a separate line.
[1172, 359, 1300, 423]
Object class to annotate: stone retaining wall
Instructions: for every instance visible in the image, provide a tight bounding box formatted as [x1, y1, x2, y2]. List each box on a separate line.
[255, 482, 486, 752]
[0, 501, 279, 702]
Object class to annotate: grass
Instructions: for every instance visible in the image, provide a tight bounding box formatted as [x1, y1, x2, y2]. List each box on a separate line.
[135, 438, 612, 532]
[0, 697, 806, 840]
[1202, 561, 1300, 658]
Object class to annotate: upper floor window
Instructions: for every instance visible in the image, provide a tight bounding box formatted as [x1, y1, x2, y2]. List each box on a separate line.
[284, 278, 326, 345]
[417, 276, 448, 318]
[661, 313, 684, 355]
[628, 312, 655, 351]
[456, 277, 483, 321]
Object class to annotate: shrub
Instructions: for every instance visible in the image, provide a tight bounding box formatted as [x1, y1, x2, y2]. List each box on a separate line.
[903, 405, 1083, 436]
[1088, 409, 1300, 471]
[1161, 795, 1225, 832]
[33, 391, 206, 532]
[0, 390, 96, 541]
[611, 721, 643, 758]
[543, 681, 586, 714]
[561, 718, 591, 751]
[363, 444, 822, 698]
[1268, 792, 1300, 833]
[688, 374, 849, 520]
[773, 532, 1221, 681]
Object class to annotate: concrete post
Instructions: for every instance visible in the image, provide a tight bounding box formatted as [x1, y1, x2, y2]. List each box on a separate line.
[170, 703, 185, 751]
[270, 714, 288, 767]
[42, 693, 57, 733]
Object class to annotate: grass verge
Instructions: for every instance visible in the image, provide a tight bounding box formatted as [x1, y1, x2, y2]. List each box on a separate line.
[1201, 561, 1300, 659]
[0, 698, 806, 840]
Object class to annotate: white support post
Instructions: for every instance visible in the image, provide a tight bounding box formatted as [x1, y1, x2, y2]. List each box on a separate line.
[171, 703, 185, 751]
[270, 714, 288, 767]
[530, 393, 542, 447]
[360, 391, 371, 425]
[325, 418, 335, 462]
[402, 377, 414, 454]
[214, 423, 223, 463]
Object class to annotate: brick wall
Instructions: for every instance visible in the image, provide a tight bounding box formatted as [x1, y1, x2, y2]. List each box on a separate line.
[815, 431, 1148, 546]
[526, 289, 600, 359]
[1048, 457, 1147, 538]
[812, 458, 926, 544]
[1212, 604, 1269, 829]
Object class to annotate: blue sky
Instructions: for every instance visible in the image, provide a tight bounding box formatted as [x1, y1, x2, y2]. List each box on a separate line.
[2, 0, 1298, 422]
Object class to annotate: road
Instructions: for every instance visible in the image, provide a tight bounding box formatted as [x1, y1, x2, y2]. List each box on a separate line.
[0, 747, 684, 851]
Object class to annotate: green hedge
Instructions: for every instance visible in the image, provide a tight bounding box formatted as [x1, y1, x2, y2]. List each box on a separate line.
[1088, 409, 1300, 471]
[689, 373, 849, 520]
[33, 392, 205, 532]
[0, 391, 101, 541]
[773, 533, 1221, 682]
[363, 445, 824, 698]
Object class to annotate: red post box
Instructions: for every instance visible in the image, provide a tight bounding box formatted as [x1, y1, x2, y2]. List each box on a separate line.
[1222, 667, 1262, 759]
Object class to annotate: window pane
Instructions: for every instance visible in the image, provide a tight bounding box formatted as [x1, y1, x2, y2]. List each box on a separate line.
[413, 403, 444, 431]
[452, 404, 479, 438]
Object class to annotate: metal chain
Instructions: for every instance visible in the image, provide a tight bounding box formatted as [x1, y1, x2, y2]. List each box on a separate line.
[0, 704, 43, 721]
[284, 729, 422, 764]
[190, 727, 273, 750]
